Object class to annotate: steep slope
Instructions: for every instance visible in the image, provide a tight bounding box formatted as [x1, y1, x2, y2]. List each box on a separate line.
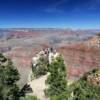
[58, 44, 100, 80]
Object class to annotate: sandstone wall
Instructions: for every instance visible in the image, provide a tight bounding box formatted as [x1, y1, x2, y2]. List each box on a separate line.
[58, 45, 100, 80]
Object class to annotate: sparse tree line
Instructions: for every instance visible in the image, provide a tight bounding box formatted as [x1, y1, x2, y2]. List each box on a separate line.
[0, 52, 100, 100]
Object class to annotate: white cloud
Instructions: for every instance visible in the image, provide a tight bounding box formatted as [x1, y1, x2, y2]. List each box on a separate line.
[43, 0, 68, 13]
[43, 0, 100, 14]
[85, 0, 100, 10]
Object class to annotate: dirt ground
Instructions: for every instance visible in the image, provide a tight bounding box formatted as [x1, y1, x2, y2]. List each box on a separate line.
[29, 74, 49, 100]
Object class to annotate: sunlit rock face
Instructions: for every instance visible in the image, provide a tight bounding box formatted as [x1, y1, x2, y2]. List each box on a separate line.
[32, 48, 60, 68]
[85, 33, 100, 47]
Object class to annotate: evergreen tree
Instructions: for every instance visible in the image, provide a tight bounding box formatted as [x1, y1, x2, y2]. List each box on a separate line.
[0, 53, 20, 100]
[32, 55, 48, 78]
[45, 55, 68, 99]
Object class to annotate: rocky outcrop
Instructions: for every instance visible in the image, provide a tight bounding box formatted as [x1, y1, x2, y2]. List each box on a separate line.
[32, 47, 60, 68]
[87, 69, 100, 86]
[85, 33, 100, 47]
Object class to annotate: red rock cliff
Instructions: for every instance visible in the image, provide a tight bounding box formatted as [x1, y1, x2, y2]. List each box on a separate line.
[58, 44, 100, 80]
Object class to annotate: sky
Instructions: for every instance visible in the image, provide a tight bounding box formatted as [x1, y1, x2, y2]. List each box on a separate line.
[0, 0, 100, 29]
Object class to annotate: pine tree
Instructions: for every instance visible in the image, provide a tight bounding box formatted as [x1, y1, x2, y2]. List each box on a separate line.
[0, 53, 38, 100]
[0, 53, 20, 100]
[45, 55, 68, 99]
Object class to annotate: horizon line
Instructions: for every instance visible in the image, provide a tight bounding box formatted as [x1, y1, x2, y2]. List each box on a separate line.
[0, 27, 100, 30]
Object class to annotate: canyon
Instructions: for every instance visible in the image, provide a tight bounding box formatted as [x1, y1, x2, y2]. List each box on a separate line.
[0, 28, 100, 85]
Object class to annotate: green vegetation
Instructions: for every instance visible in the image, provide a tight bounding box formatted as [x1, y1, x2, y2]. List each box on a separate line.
[32, 55, 48, 78]
[20, 95, 38, 100]
[26, 95, 39, 100]
[44, 54, 100, 100]
[0, 52, 100, 100]
[0, 53, 20, 100]
[0, 53, 38, 100]
[72, 69, 100, 100]
[45, 55, 68, 100]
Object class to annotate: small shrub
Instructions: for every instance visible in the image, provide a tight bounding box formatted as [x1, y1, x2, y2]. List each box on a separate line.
[26, 95, 38, 100]
[32, 55, 48, 78]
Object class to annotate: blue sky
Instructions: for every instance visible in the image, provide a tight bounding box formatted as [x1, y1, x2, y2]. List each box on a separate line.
[0, 0, 100, 29]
